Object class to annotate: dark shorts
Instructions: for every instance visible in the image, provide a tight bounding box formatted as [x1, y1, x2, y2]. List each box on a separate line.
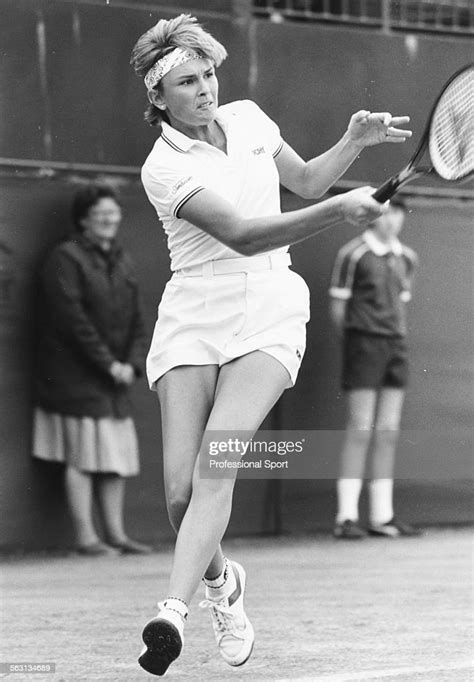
[342, 330, 408, 390]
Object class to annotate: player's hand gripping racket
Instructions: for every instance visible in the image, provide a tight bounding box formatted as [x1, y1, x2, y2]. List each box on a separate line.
[373, 63, 474, 203]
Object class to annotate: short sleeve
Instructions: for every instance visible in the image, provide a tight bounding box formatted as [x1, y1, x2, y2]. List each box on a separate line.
[141, 162, 205, 220]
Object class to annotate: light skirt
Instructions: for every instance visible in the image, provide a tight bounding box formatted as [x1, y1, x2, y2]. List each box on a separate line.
[32, 407, 139, 477]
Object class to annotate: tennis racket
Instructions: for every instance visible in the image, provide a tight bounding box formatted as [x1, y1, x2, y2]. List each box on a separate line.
[373, 63, 474, 203]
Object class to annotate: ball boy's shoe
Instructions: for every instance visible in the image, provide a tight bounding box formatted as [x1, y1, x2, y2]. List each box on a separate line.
[333, 519, 366, 539]
[368, 517, 423, 538]
[200, 561, 254, 667]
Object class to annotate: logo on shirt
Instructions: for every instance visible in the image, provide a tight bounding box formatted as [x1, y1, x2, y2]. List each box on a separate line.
[252, 146, 266, 156]
[171, 176, 192, 195]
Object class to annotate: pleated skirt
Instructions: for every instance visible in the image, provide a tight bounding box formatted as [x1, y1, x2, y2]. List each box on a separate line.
[32, 407, 140, 477]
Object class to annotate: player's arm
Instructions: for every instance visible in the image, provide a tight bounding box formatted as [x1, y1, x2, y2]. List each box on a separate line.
[178, 186, 385, 256]
[275, 111, 412, 200]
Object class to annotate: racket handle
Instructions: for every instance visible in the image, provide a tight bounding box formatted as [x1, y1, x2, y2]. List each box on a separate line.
[373, 177, 400, 203]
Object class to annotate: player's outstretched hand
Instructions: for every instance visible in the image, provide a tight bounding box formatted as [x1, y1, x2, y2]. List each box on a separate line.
[347, 110, 412, 147]
[338, 186, 386, 226]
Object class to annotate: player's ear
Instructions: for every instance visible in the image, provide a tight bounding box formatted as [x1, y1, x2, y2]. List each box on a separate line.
[147, 89, 166, 111]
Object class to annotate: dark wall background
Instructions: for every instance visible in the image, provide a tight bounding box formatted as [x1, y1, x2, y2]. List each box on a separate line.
[1, 0, 472, 551]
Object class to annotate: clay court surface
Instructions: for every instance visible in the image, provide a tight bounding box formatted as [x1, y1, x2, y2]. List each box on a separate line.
[1, 527, 472, 681]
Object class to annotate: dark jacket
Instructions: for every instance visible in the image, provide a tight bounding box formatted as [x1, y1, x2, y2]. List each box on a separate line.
[34, 234, 147, 418]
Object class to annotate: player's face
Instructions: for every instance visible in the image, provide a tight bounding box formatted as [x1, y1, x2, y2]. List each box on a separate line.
[154, 58, 219, 132]
[374, 206, 405, 241]
[80, 197, 122, 245]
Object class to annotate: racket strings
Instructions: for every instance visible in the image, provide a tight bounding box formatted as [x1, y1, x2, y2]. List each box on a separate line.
[429, 67, 474, 180]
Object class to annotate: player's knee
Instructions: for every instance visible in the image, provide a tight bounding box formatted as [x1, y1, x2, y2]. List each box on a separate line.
[192, 476, 235, 509]
[166, 485, 192, 527]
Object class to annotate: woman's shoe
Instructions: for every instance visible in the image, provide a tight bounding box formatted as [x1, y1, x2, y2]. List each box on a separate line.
[138, 605, 184, 676]
[76, 542, 118, 556]
[109, 538, 153, 554]
[200, 561, 254, 667]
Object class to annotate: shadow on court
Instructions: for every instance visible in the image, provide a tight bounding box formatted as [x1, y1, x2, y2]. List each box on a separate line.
[0, 527, 472, 681]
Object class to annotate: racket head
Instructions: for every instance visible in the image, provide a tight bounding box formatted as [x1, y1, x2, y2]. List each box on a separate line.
[428, 63, 474, 182]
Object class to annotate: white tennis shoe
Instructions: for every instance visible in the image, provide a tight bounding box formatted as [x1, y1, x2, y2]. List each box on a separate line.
[200, 560, 254, 667]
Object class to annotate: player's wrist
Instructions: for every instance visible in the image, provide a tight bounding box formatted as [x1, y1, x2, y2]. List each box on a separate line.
[342, 129, 365, 154]
[323, 195, 346, 225]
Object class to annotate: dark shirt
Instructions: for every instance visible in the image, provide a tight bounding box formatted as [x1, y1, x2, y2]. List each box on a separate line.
[34, 234, 147, 418]
[329, 230, 418, 337]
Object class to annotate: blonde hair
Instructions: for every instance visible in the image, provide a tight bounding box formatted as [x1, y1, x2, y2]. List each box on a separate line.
[130, 14, 228, 127]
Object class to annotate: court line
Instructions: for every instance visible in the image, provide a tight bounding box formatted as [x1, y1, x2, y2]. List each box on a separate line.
[273, 659, 474, 681]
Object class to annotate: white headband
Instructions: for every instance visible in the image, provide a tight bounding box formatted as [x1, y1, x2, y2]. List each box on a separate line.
[144, 47, 202, 90]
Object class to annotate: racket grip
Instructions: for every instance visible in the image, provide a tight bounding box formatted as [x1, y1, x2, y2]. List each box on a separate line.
[373, 177, 399, 203]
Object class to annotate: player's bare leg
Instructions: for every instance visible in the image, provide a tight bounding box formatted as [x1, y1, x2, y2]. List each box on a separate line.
[158, 364, 223, 569]
[139, 354, 287, 674]
[139, 364, 220, 676]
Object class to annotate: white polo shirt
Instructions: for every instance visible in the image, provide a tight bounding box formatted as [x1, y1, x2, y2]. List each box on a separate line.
[141, 99, 287, 271]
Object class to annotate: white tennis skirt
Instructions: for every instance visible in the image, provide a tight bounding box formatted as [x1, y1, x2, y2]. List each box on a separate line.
[146, 253, 310, 390]
[32, 408, 140, 477]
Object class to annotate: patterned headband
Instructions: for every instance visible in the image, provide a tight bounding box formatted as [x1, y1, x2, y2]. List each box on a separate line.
[144, 47, 202, 90]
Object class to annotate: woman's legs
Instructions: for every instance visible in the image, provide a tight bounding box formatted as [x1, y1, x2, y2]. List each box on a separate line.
[64, 465, 98, 547]
[166, 351, 288, 604]
[95, 473, 126, 544]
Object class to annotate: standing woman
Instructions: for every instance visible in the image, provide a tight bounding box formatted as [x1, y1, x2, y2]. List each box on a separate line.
[130, 14, 412, 676]
[33, 184, 151, 556]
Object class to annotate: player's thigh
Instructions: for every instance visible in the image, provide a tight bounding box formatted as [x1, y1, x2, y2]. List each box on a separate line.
[191, 351, 289, 489]
[346, 389, 378, 430]
[157, 364, 219, 496]
[375, 388, 405, 430]
[210, 350, 289, 431]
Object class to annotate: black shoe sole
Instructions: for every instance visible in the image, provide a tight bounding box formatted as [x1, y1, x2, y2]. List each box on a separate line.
[138, 618, 182, 676]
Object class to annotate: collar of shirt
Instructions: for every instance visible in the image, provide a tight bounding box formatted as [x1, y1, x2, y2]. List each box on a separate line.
[362, 229, 403, 257]
[160, 110, 231, 153]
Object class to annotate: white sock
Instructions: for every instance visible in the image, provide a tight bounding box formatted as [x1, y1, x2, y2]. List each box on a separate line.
[369, 479, 394, 525]
[336, 479, 363, 524]
[158, 597, 188, 636]
[203, 557, 236, 601]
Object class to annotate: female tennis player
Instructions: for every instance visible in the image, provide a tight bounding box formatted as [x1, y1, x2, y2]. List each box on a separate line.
[130, 14, 412, 676]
